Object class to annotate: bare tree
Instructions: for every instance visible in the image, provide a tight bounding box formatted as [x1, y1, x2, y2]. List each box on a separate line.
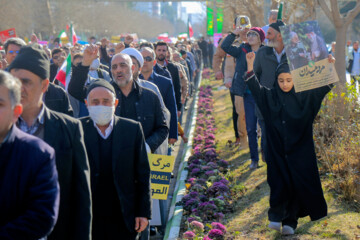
[318, 0, 360, 85]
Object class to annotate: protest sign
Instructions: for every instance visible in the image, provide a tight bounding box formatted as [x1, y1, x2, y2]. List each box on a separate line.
[0, 28, 16, 43]
[148, 153, 175, 200]
[280, 21, 339, 92]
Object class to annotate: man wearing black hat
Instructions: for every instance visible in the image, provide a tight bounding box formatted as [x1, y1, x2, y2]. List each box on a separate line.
[253, 20, 287, 163]
[80, 79, 151, 239]
[9, 44, 92, 240]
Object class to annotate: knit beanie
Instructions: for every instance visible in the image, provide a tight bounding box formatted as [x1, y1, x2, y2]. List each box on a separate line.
[269, 20, 285, 33]
[86, 79, 115, 97]
[248, 27, 266, 43]
[8, 44, 50, 80]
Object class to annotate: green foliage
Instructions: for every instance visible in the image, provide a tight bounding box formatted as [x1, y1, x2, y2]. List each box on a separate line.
[314, 83, 360, 205]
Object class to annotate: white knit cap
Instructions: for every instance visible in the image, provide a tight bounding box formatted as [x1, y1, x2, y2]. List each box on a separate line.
[121, 48, 144, 68]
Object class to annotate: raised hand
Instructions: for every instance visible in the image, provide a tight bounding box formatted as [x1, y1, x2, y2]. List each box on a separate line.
[328, 54, 335, 63]
[124, 35, 134, 45]
[82, 44, 99, 66]
[30, 34, 38, 44]
[246, 52, 255, 71]
[115, 42, 125, 54]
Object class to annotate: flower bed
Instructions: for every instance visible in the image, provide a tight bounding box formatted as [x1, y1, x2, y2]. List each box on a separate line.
[178, 85, 232, 240]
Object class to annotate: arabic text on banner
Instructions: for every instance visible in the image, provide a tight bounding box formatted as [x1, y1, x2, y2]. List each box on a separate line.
[292, 58, 339, 92]
[148, 154, 175, 200]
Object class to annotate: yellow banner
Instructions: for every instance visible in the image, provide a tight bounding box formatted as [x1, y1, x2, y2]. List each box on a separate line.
[292, 59, 339, 92]
[148, 154, 175, 200]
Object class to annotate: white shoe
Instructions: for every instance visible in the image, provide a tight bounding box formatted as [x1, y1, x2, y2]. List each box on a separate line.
[282, 225, 295, 235]
[268, 221, 281, 231]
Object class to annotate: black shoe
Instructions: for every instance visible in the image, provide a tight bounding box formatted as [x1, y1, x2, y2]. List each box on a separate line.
[150, 226, 157, 236]
[249, 161, 258, 170]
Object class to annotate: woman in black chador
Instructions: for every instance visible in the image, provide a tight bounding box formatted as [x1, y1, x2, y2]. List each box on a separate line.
[244, 52, 335, 235]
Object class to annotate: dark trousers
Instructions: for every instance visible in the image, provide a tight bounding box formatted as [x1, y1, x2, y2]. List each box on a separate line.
[92, 215, 139, 240]
[268, 196, 299, 230]
[203, 55, 209, 68]
[244, 93, 259, 162]
[230, 92, 239, 139]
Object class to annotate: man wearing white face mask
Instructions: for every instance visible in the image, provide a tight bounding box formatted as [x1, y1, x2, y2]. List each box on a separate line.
[80, 79, 151, 240]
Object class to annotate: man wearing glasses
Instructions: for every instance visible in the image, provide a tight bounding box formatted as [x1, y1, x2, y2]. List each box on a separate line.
[50, 48, 66, 83]
[2, 38, 26, 70]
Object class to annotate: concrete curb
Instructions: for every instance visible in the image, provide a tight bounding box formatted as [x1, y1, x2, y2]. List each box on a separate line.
[163, 75, 202, 240]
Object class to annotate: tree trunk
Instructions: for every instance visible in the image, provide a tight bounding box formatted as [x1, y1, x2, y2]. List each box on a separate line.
[334, 25, 348, 86]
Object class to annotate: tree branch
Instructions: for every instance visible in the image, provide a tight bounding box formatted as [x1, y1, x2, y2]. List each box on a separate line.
[317, 0, 334, 23]
[330, 0, 343, 26]
[344, 0, 360, 26]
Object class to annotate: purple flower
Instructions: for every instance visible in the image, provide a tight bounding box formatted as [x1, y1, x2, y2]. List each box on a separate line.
[187, 217, 196, 223]
[185, 199, 198, 208]
[208, 229, 225, 239]
[183, 231, 196, 239]
[211, 222, 227, 234]
[205, 170, 215, 176]
[189, 191, 199, 198]
[219, 178, 229, 185]
[191, 168, 201, 176]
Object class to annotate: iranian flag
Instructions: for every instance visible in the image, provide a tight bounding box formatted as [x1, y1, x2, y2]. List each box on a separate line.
[70, 24, 78, 45]
[55, 54, 71, 87]
[178, 33, 188, 39]
[188, 19, 194, 38]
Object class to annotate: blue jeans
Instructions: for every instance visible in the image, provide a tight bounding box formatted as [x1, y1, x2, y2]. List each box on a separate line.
[244, 93, 259, 162]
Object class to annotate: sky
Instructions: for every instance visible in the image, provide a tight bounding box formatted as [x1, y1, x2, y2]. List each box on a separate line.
[181, 2, 206, 14]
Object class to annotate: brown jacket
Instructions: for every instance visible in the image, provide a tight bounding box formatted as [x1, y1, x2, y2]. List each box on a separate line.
[213, 37, 242, 84]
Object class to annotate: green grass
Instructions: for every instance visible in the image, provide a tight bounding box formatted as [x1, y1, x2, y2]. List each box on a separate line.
[210, 79, 360, 240]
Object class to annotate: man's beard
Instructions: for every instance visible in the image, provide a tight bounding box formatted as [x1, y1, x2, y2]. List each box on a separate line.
[267, 39, 279, 48]
[157, 55, 165, 61]
[116, 77, 131, 88]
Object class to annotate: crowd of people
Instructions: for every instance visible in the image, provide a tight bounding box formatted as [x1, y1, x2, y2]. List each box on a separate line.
[0, 30, 211, 239]
[0, 7, 350, 239]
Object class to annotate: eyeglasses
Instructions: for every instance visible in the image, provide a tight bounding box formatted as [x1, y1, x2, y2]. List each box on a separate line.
[8, 50, 19, 54]
[52, 55, 65, 60]
[144, 56, 153, 62]
[247, 32, 258, 38]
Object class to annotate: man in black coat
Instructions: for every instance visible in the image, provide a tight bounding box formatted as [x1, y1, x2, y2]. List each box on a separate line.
[198, 37, 209, 68]
[253, 20, 287, 165]
[0, 70, 60, 239]
[44, 82, 73, 116]
[68, 45, 168, 153]
[9, 44, 92, 240]
[154, 42, 182, 117]
[81, 79, 151, 239]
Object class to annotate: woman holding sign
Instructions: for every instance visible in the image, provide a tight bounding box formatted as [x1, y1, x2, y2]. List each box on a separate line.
[244, 51, 335, 235]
